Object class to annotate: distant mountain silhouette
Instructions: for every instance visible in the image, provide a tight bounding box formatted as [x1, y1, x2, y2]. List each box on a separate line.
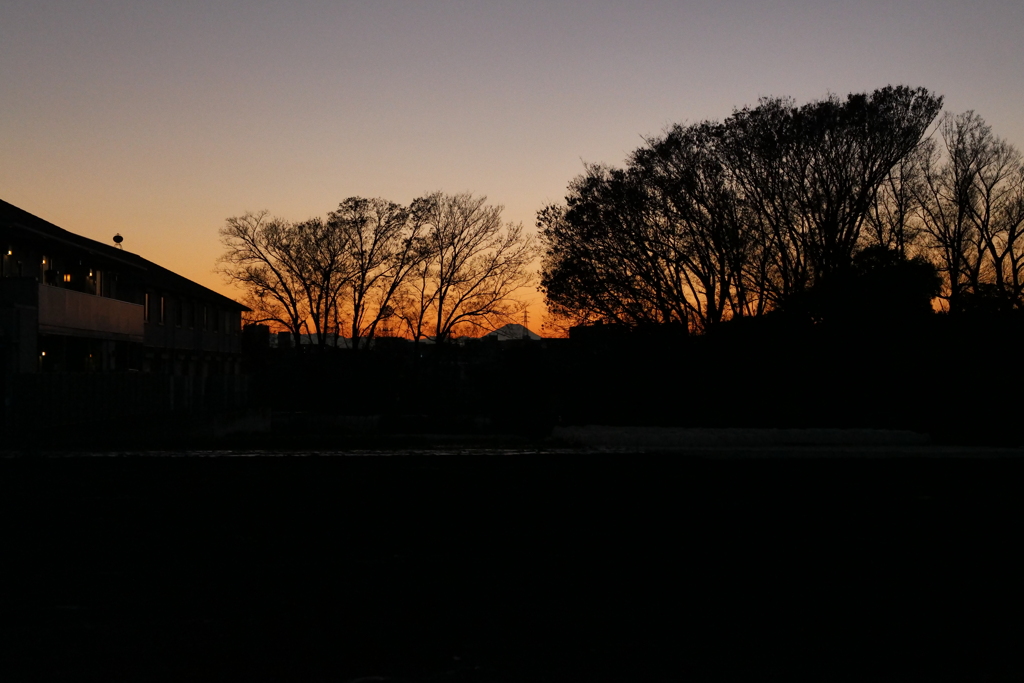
[483, 323, 541, 341]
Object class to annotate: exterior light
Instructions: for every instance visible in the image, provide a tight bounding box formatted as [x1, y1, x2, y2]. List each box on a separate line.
[6, 250, 11, 256]
[41, 351, 46, 356]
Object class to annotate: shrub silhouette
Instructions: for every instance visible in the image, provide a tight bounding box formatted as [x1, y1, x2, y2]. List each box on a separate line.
[780, 246, 941, 325]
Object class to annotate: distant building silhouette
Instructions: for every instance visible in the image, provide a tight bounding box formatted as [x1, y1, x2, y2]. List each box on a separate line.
[266, 324, 543, 347]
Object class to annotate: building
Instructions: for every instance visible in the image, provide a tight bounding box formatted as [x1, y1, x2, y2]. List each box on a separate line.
[0, 199, 248, 377]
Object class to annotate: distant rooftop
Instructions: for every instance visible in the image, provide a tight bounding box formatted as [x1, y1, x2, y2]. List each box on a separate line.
[0, 198, 248, 311]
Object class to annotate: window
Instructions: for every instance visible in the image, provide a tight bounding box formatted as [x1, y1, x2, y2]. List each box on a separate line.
[144, 293, 150, 322]
[87, 269, 102, 296]
[145, 293, 165, 324]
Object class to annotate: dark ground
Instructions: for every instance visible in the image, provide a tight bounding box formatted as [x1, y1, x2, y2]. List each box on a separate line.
[3, 449, 1023, 682]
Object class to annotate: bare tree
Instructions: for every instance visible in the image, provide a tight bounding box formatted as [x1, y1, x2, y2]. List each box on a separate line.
[393, 242, 437, 345]
[218, 211, 310, 346]
[865, 141, 932, 257]
[915, 111, 1024, 311]
[401, 192, 538, 344]
[219, 211, 352, 349]
[327, 197, 425, 350]
[968, 127, 1024, 306]
[296, 216, 354, 349]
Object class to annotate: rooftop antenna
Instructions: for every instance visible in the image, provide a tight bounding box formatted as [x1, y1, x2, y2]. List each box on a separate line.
[113, 233, 123, 250]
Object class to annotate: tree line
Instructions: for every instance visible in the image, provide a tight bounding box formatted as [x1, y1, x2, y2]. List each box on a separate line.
[221, 85, 1024, 346]
[219, 192, 537, 349]
[539, 86, 1024, 332]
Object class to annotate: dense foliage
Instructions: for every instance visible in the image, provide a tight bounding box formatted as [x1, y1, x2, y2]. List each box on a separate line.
[540, 86, 1024, 332]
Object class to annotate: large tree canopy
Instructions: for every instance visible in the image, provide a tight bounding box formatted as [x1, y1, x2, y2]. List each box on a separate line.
[539, 86, 945, 332]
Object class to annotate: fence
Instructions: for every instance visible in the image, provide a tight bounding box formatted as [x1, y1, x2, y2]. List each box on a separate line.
[6, 373, 249, 432]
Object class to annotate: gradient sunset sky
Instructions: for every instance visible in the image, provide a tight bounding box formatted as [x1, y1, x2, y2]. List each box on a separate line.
[2, 0, 1022, 324]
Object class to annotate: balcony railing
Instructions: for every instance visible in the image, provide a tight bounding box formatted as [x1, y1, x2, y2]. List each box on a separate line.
[38, 284, 144, 342]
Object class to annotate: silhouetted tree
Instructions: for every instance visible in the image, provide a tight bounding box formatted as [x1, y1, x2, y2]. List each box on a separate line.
[720, 86, 942, 300]
[916, 111, 1024, 312]
[538, 166, 676, 328]
[541, 86, 943, 331]
[781, 245, 941, 324]
[639, 121, 758, 325]
[327, 197, 425, 350]
[223, 193, 535, 349]
[865, 143, 932, 258]
[398, 192, 537, 344]
[539, 122, 753, 332]
[219, 211, 351, 348]
[393, 240, 437, 345]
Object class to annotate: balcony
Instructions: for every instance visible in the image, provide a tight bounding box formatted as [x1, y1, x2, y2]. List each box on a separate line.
[38, 284, 144, 342]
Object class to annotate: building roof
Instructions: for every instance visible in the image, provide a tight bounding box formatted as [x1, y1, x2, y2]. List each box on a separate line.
[0, 198, 248, 311]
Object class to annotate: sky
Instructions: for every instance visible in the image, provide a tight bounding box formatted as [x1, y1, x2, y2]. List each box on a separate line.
[2, 0, 1022, 330]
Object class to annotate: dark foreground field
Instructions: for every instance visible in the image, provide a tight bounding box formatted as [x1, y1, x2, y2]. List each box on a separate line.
[3, 449, 1023, 682]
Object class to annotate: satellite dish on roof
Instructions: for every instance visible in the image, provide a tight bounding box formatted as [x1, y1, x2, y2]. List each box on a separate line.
[113, 233, 123, 249]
